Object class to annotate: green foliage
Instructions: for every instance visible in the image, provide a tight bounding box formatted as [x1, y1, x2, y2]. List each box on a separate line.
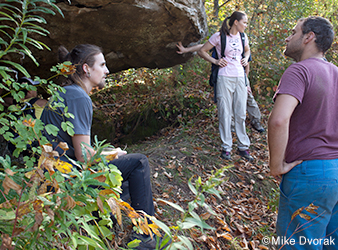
[0, 135, 130, 249]
[0, 0, 63, 78]
[0, 0, 67, 161]
[155, 167, 230, 249]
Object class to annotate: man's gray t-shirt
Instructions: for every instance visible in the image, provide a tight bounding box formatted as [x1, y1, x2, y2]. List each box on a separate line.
[41, 84, 92, 161]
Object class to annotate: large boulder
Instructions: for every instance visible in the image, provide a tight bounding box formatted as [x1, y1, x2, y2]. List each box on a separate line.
[24, 0, 208, 77]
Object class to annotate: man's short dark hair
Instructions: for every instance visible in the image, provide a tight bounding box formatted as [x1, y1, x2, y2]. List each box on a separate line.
[300, 16, 334, 53]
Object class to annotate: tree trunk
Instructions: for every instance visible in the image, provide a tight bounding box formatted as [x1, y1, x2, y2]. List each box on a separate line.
[213, 0, 219, 17]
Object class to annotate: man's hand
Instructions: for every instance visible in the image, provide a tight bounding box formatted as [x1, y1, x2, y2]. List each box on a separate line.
[176, 42, 187, 54]
[247, 85, 252, 94]
[101, 147, 127, 157]
[269, 160, 303, 177]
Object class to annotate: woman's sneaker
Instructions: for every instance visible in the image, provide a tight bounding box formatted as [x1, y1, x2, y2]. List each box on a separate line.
[221, 150, 231, 160]
[237, 149, 254, 162]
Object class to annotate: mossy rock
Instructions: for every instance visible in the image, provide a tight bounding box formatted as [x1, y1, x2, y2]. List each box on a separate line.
[91, 109, 116, 143]
[119, 107, 169, 145]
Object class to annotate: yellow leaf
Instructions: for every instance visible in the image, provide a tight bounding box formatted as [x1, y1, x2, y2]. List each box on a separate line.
[33, 200, 43, 212]
[22, 118, 35, 127]
[216, 232, 233, 241]
[106, 197, 122, 226]
[54, 160, 73, 174]
[139, 217, 150, 236]
[17, 202, 31, 218]
[24, 170, 36, 179]
[299, 213, 311, 221]
[148, 223, 161, 237]
[38, 151, 55, 175]
[305, 203, 319, 215]
[119, 201, 140, 219]
[105, 152, 118, 161]
[291, 207, 304, 221]
[99, 189, 115, 196]
[60, 63, 76, 75]
[76, 201, 86, 206]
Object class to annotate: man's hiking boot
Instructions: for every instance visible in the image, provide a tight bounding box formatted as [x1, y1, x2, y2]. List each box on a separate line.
[130, 232, 172, 250]
[221, 150, 231, 160]
[251, 120, 265, 133]
[237, 149, 254, 162]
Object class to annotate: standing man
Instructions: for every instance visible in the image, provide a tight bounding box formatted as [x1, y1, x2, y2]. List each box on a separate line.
[268, 16, 338, 249]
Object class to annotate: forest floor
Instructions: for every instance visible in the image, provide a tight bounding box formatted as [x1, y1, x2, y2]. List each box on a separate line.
[91, 71, 280, 249]
[126, 103, 279, 250]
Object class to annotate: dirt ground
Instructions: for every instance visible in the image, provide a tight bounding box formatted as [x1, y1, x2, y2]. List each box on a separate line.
[124, 107, 279, 250]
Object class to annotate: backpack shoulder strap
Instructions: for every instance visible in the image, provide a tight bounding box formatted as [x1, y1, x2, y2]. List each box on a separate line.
[240, 32, 245, 58]
[221, 32, 226, 58]
[28, 97, 39, 106]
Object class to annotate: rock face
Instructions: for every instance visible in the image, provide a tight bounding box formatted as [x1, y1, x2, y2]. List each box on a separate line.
[24, 0, 208, 77]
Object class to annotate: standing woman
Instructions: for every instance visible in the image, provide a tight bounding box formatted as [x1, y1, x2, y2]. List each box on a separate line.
[198, 11, 253, 161]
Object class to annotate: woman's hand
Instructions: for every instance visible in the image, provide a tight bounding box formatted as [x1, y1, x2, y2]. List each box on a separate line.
[241, 57, 249, 67]
[217, 58, 228, 67]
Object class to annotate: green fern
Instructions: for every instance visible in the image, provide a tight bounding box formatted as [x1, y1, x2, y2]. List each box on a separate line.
[0, 0, 63, 78]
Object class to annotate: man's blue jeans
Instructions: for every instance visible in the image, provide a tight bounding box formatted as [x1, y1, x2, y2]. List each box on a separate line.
[276, 159, 338, 249]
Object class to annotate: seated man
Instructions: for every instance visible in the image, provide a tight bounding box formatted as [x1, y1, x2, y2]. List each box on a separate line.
[41, 44, 159, 249]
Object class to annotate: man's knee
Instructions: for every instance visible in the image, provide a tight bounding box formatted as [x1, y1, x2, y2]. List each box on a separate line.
[131, 153, 150, 174]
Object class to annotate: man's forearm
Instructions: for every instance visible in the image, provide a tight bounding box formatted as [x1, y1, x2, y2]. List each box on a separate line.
[268, 116, 289, 176]
[268, 94, 299, 176]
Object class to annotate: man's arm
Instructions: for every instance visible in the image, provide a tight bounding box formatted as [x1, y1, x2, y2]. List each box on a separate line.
[245, 63, 250, 76]
[72, 134, 95, 162]
[72, 134, 127, 162]
[176, 42, 203, 54]
[268, 94, 302, 176]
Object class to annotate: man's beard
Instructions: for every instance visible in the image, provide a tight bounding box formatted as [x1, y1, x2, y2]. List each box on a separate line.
[98, 80, 106, 89]
[284, 37, 303, 62]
